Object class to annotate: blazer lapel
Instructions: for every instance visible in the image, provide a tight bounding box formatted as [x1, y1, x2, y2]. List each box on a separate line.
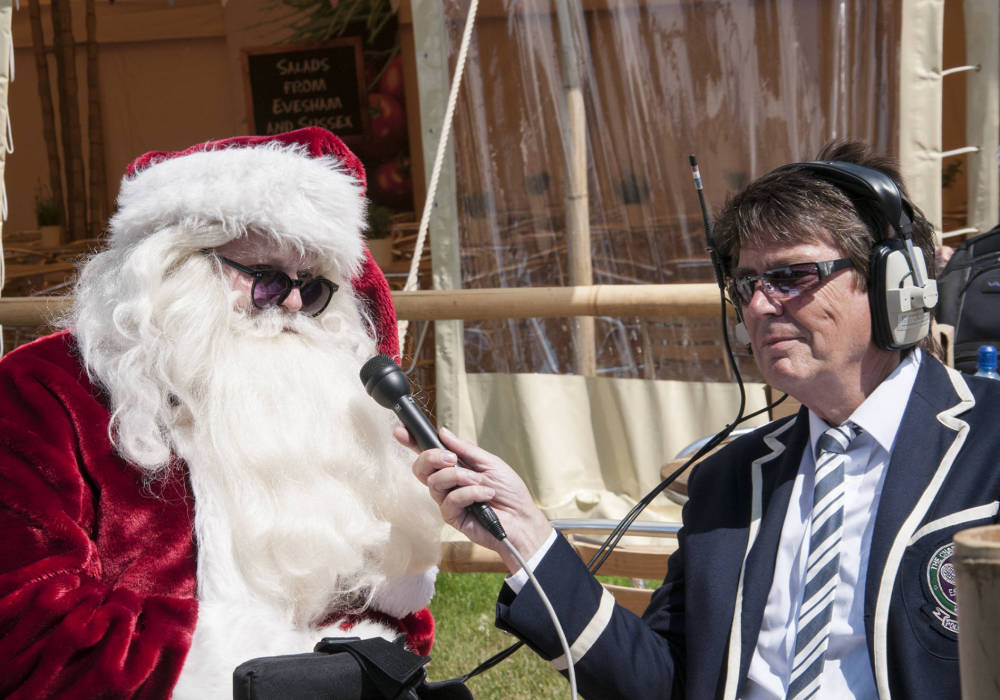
[864, 359, 974, 697]
[735, 409, 810, 689]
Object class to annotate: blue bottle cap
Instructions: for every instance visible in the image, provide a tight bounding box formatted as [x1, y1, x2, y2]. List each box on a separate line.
[978, 344, 998, 369]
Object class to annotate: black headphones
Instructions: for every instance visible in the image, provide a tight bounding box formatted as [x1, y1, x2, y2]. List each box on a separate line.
[727, 160, 938, 351]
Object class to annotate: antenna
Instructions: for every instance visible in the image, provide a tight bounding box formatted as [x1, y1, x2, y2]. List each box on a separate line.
[689, 154, 724, 289]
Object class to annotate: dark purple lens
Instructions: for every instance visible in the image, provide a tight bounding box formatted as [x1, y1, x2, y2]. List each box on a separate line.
[299, 279, 335, 316]
[252, 270, 291, 308]
[764, 266, 819, 294]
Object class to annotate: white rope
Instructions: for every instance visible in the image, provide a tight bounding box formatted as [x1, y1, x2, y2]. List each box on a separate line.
[4, 106, 12, 155]
[940, 146, 980, 158]
[397, 0, 480, 351]
[941, 64, 979, 78]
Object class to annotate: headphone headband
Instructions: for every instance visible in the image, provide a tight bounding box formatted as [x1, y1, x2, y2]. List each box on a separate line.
[770, 160, 915, 240]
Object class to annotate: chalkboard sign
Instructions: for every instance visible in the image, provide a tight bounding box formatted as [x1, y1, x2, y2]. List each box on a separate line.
[243, 40, 368, 141]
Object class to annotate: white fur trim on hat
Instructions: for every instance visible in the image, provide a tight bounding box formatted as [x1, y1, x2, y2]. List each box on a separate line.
[109, 142, 367, 278]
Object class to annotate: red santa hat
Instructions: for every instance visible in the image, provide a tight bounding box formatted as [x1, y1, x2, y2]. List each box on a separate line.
[112, 126, 399, 359]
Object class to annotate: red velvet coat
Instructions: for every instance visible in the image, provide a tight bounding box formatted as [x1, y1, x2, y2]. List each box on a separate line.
[0, 331, 433, 699]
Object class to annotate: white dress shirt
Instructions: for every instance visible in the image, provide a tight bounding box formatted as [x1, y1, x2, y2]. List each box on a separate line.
[506, 528, 558, 594]
[743, 349, 921, 699]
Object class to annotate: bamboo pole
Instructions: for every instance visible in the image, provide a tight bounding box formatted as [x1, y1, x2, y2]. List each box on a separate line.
[393, 283, 720, 319]
[50, 0, 87, 242]
[555, 0, 595, 376]
[0, 296, 72, 325]
[85, 0, 108, 239]
[28, 0, 64, 222]
[0, 284, 723, 327]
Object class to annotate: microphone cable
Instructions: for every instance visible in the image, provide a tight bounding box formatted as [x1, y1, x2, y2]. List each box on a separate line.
[501, 538, 577, 699]
[454, 154, 790, 683]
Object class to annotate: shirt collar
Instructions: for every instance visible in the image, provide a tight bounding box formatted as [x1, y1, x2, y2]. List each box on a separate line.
[808, 348, 922, 456]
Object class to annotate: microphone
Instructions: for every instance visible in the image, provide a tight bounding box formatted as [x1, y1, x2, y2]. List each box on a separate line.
[360, 355, 507, 541]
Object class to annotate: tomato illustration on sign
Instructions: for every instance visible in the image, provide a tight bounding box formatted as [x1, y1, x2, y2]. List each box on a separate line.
[373, 155, 412, 210]
[378, 55, 405, 102]
[369, 93, 406, 159]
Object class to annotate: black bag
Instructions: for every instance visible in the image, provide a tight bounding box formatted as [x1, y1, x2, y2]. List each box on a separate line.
[233, 636, 473, 700]
[935, 223, 1000, 373]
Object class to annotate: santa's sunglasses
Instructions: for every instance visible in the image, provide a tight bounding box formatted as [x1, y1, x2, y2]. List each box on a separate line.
[727, 257, 853, 307]
[210, 254, 338, 317]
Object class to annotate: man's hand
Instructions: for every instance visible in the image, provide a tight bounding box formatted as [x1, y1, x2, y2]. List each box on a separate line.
[396, 426, 553, 574]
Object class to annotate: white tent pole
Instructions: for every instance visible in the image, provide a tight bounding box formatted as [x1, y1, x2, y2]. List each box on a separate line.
[410, 0, 472, 436]
[898, 0, 944, 233]
[963, 0, 999, 235]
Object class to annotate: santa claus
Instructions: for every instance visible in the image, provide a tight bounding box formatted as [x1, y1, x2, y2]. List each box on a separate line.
[0, 128, 443, 699]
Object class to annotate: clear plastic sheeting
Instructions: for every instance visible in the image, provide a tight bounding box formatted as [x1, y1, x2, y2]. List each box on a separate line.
[439, 0, 900, 381]
[410, 0, 907, 522]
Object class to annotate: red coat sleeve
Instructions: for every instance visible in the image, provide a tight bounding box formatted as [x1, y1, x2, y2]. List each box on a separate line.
[0, 333, 198, 699]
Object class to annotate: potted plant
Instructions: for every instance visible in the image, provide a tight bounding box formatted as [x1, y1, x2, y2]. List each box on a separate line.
[34, 185, 64, 247]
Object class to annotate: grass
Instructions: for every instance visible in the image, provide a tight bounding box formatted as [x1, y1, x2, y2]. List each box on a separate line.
[426, 571, 633, 698]
[426, 572, 568, 698]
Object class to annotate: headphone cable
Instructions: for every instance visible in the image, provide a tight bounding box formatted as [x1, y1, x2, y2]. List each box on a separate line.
[455, 154, 791, 686]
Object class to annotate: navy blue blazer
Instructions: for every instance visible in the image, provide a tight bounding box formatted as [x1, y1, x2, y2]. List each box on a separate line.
[496, 356, 1000, 699]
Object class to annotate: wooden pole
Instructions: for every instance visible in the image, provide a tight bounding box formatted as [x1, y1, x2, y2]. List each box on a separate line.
[392, 284, 721, 319]
[85, 0, 108, 239]
[50, 0, 87, 242]
[555, 0, 595, 376]
[0, 296, 72, 325]
[28, 0, 64, 225]
[0, 284, 723, 327]
[954, 524, 1000, 699]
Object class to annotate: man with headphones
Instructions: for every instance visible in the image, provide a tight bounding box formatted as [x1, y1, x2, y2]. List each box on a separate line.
[405, 140, 1000, 698]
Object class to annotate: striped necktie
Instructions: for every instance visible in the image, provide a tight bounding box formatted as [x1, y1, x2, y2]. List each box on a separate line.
[787, 422, 859, 699]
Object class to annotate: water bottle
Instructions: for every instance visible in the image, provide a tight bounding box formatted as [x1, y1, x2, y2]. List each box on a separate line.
[974, 345, 1000, 380]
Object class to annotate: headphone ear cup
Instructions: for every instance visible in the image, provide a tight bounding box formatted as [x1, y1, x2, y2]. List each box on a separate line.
[868, 240, 932, 350]
[868, 243, 895, 349]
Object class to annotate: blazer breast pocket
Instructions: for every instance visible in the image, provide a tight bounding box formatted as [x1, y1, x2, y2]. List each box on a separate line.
[899, 502, 1000, 660]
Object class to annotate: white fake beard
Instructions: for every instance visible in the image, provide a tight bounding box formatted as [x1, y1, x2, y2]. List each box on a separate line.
[159, 280, 441, 627]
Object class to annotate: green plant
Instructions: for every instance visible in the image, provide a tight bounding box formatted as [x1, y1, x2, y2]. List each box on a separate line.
[34, 186, 63, 227]
[280, 0, 398, 49]
[366, 203, 394, 239]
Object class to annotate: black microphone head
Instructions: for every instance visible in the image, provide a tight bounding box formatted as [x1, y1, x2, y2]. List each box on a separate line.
[360, 354, 412, 409]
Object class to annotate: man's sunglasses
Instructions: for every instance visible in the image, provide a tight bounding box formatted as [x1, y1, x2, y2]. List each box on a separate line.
[211, 254, 338, 317]
[727, 258, 854, 307]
